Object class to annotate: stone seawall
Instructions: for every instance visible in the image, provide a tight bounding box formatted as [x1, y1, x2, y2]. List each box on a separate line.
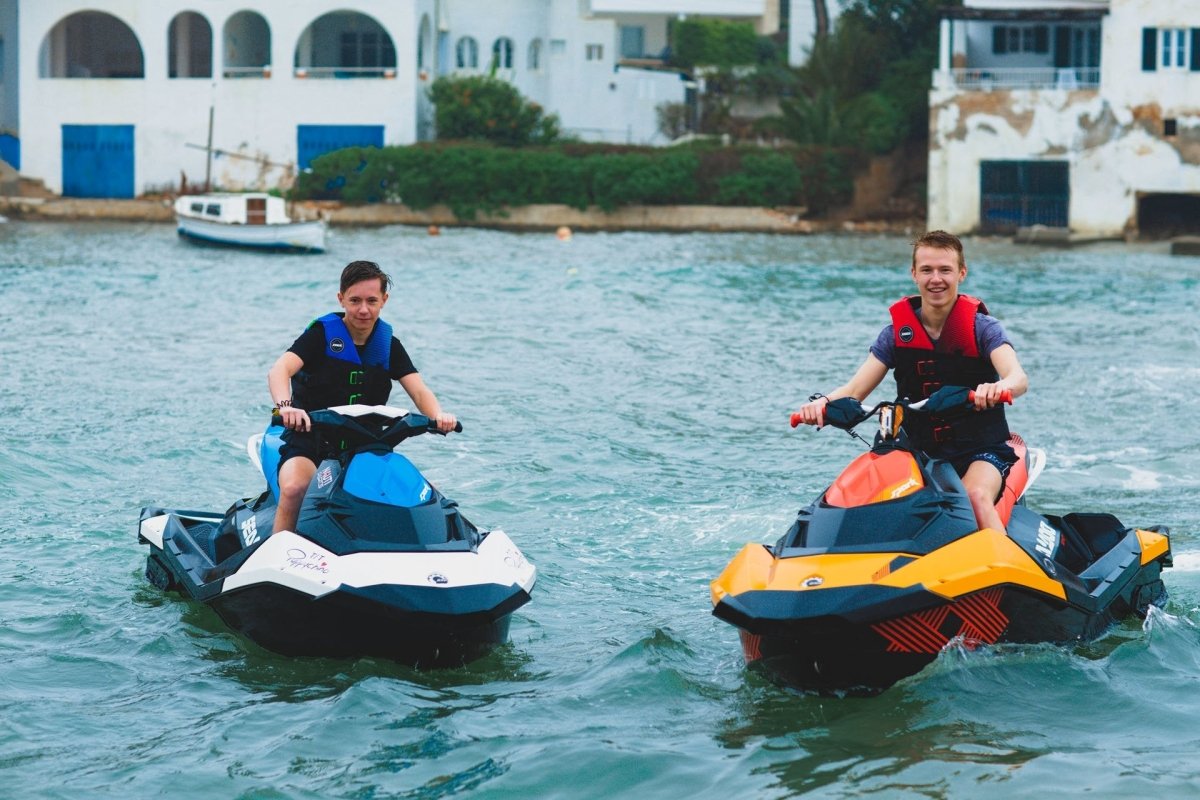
[0, 196, 920, 235]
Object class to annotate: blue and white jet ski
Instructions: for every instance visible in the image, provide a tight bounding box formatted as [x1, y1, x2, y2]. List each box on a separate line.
[138, 405, 536, 666]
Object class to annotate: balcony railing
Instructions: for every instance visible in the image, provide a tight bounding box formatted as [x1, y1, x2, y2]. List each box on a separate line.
[223, 66, 271, 79]
[294, 66, 397, 79]
[942, 67, 1100, 91]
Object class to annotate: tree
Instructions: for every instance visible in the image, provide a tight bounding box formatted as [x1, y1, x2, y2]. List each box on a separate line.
[429, 74, 562, 146]
[812, 0, 830, 40]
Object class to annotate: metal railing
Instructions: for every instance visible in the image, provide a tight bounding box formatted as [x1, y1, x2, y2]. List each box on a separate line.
[293, 66, 397, 79]
[223, 66, 271, 79]
[944, 67, 1100, 91]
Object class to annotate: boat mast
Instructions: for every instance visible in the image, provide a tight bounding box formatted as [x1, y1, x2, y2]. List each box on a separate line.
[204, 103, 215, 192]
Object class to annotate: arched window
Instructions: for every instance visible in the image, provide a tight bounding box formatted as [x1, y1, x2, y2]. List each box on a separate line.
[295, 11, 397, 78]
[223, 10, 271, 77]
[492, 37, 514, 70]
[168, 11, 213, 78]
[528, 39, 543, 71]
[39, 11, 144, 78]
[418, 14, 432, 70]
[456, 36, 478, 69]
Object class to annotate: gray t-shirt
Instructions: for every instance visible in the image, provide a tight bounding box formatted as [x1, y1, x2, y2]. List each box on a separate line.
[870, 313, 1012, 368]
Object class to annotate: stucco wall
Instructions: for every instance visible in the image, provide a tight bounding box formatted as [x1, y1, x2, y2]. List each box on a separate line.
[19, 0, 418, 195]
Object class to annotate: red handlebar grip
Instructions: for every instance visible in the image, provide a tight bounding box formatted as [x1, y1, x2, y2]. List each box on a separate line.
[967, 389, 1013, 404]
[790, 412, 803, 428]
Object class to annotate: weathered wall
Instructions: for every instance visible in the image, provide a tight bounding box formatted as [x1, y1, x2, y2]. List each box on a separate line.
[928, 0, 1200, 236]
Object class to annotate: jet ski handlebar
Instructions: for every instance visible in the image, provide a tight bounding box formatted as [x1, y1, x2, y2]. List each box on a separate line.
[790, 387, 1013, 431]
[308, 407, 462, 450]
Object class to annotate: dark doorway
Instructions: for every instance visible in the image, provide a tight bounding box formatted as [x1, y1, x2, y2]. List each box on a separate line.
[1137, 193, 1200, 239]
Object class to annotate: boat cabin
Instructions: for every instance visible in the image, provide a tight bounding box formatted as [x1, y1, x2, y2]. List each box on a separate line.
[176, 193, 292, 225]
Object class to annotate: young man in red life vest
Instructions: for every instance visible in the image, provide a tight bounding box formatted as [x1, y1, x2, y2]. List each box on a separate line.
[793, 231, 1029, 533]
[266, 260, 458, 535]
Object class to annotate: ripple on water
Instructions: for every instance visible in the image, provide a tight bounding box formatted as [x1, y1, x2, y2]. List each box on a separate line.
[1, 225, 1199, 798]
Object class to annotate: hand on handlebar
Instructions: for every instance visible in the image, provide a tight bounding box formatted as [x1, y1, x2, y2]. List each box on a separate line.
[790, 396, 829, 428]
[433, 412, 459, 433]
[278, 406, 311, 432]
[968, 384, 1014, 410]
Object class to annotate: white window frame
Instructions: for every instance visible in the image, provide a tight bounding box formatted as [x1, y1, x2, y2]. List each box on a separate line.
[1160, 28, 1190, 70]
[492, 37, 514, 70]
[456, 36, 479, 69]
[585, 43, 603, 61]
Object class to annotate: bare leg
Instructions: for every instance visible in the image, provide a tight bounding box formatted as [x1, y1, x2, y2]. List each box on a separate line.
[274, 457, 316, 534]
[962, 460, 1005, 533]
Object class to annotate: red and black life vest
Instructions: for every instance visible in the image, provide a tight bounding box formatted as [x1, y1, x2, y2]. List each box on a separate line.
[890, 294, 1009, 451]
[291, 313, 395, 411]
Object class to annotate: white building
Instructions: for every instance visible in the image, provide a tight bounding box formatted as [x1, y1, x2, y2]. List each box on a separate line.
[927, 0, 1200, 237]
[0, 0, 824, 198]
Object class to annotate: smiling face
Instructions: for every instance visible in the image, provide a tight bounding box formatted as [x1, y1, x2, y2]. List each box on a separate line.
[337, 277, 388, 341]
[911, 245, 966, 314]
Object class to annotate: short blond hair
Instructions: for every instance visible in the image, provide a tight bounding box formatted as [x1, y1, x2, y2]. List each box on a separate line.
[911, 230, 965, 270]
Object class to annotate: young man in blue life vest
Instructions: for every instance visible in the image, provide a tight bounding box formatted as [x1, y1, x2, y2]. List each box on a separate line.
[266, 260, 457, 535]
[793, 230, 1029, 533]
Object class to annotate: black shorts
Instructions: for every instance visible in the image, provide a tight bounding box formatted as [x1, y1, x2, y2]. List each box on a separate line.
[945, 442, 1019, 500]
[277, 428, 336, 470]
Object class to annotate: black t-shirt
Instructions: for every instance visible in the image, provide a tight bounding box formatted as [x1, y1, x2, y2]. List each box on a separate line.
[288, 320, 418, 381]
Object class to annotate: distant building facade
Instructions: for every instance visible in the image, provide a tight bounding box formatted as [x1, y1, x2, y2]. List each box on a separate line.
[928, 0, 1200, 237]
[0, 0, 827, 197]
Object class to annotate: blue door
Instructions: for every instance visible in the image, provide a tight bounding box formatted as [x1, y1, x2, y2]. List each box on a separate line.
[0, 133, 19, 170]
[62, 125, 135, 198]
[979, 160, 1069, 233]
[297, 125, 385, 170]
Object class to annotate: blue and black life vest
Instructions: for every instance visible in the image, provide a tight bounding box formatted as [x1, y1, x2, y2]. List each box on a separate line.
[291, 313, 394, 410]
[890, 294, 1009, 451]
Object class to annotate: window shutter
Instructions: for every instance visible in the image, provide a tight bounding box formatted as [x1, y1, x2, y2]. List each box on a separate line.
[1054, 25, 1070, 68]
[1191, 29, 1200, 71]
[1034, 25, 1049, 54]
[993, 26, 1007, 55]
[1142, 27, 1157, 71]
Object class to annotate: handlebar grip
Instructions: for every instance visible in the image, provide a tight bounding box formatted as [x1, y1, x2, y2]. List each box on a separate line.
[967, 389, 1013, 405]
[789, 412, 803, 428]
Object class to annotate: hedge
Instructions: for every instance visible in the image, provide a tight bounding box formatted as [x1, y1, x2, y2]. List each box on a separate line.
[293, 142, 858, 219]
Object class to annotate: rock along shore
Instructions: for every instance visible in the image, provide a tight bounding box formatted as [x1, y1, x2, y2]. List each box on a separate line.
[0, 196, 922, 236]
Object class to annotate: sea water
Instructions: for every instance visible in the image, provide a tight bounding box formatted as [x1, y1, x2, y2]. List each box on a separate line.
[1, 221, 1198, 798]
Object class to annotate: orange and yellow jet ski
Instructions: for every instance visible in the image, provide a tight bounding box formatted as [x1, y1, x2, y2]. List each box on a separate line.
[710, 390, 1172, 693]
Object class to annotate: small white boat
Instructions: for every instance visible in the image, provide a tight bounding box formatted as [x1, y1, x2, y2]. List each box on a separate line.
[175, 193, 326, 253]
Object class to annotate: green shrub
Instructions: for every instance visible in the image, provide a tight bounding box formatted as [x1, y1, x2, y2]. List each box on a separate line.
[428, 74, 562, 146]
[671, 19, 758, 69]
[293, 142, 856, 217]
[714, 153, 801, 206]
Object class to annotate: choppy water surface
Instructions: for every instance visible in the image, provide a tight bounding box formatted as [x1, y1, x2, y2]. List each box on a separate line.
[1, 221, 1199, 798]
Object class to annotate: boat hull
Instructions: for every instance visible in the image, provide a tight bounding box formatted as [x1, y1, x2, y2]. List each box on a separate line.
[176, 214, 326, 253]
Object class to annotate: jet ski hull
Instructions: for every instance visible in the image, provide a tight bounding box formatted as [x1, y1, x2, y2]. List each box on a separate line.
[713, 518, 1171, 693]
[142, 509, 535, 666]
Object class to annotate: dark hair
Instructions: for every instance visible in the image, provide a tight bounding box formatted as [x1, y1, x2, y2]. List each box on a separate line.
[340, 260, 391, 294]
[911, 230, 965, 270]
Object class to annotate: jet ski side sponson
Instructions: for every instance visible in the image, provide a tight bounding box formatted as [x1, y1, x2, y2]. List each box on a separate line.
[140, 513, 536, 602]
[138, 509, 223, 549]
[711, 527, 1171, 629]
[219, 528, 535, 599]
[712, 528, 1065, 608]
